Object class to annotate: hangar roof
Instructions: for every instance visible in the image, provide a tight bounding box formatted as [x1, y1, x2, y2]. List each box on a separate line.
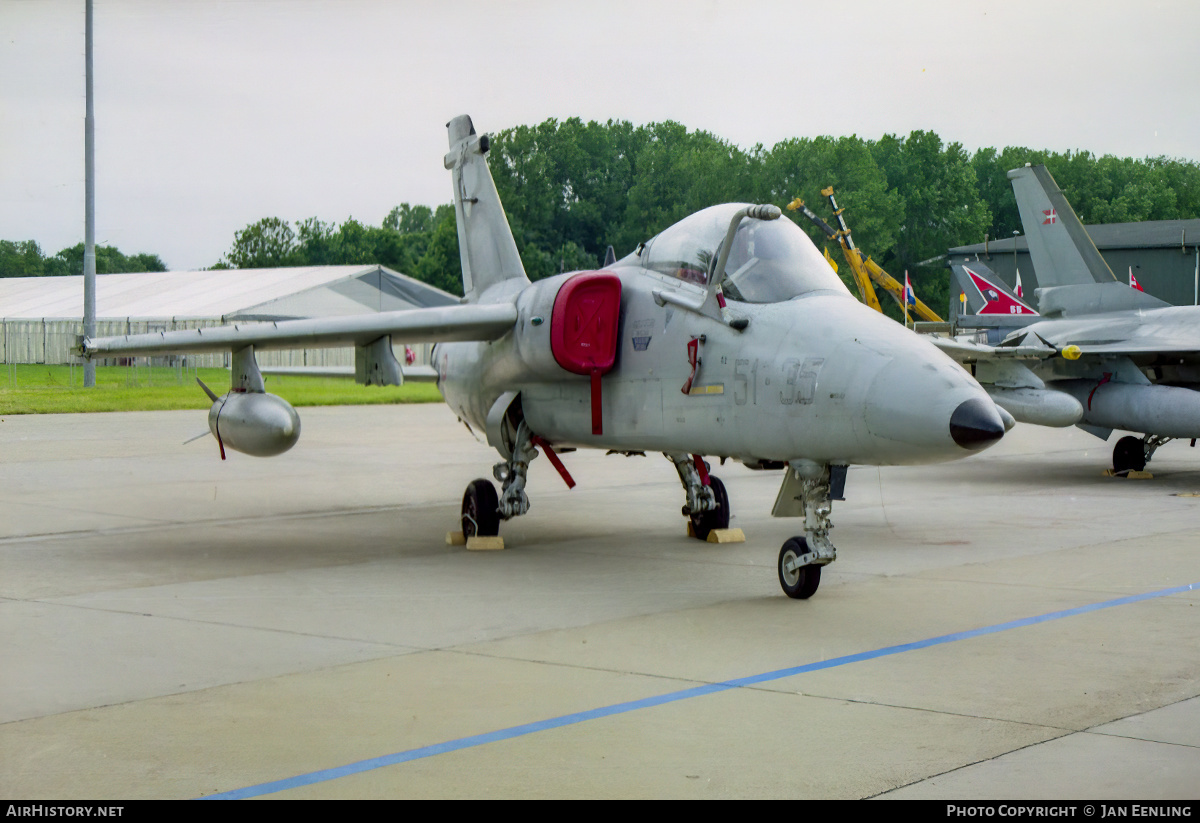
[951, 218, 1200, 255]
[0, 265, 458, 320]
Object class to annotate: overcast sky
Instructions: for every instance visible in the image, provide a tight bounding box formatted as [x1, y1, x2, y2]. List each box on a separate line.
[3, 0, 1198, 271]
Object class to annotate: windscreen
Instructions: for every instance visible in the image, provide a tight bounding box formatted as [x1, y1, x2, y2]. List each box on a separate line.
[627, 204, 849, 303]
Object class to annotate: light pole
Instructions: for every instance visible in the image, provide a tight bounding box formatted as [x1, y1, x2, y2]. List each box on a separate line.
[83, 0, 96, 388]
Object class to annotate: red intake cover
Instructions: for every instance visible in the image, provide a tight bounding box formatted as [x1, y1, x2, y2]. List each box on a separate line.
[550, 272, 621, 376]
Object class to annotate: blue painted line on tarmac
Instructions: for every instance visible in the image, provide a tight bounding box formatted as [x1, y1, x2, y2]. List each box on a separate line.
[204, 581, 1198, 799]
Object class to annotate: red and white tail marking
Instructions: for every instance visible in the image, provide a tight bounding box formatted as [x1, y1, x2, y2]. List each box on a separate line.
[964, 266, 1039, 316]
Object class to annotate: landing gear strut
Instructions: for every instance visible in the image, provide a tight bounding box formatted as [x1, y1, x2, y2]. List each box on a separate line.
[776, 463, 839, 599]
[459, 421, 539, 540]
[493, 420, 538, 520]
[669, 453, 729, 540]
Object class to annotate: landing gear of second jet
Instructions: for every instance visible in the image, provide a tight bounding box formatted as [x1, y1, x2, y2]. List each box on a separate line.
[1112, 434, 1171, 474]
[1113, 436, 1146, 474]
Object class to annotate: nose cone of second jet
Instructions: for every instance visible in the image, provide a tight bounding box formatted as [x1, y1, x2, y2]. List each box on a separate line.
[950, 397, 1006, 450]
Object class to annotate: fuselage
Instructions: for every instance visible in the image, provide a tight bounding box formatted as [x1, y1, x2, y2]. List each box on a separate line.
[438, 265, 1001, 467]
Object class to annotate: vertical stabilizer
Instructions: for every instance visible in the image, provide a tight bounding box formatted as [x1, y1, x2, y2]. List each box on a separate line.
[950, 260, 1039, 316]
[1008, 164, 1117, 286]
[444, 115, 529, 301]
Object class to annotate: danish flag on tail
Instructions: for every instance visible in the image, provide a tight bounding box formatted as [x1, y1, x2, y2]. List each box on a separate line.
[1042, 209, 1058, 225]
[1129, 267, 1144, 292]
[964, 266, 1039, 316]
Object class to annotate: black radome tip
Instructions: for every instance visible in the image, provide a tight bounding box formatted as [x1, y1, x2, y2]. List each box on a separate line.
[950, 397, 1006, 450]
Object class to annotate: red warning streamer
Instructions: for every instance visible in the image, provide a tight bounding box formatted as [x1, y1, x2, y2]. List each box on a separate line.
[531, 435, 576, 489]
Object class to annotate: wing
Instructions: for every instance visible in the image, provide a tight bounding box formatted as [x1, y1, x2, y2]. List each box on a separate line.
[77, 302, 516, 388]
[928, 334, 1058, 363]
[926, 334, 1088, 428]
[1070, 342, 1200, 358]
[257, 365, 440, 382]
[78, 303, 515, 357]
[1014, 306, 1200, 363]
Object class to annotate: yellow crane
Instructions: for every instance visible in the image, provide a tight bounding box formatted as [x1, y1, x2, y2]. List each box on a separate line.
[787, 187, 942, 323]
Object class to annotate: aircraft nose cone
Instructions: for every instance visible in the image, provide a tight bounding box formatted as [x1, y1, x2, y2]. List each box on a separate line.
[950, 397, 1006, 450]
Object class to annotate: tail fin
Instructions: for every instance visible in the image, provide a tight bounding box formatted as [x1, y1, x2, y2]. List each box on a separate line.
[444, 115, 530, 301]
[1008, 164, 1116, 287]
[950, 260, 1039, 316]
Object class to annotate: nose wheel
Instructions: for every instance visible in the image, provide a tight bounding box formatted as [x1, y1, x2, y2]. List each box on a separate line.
[778, 537, 822, 599]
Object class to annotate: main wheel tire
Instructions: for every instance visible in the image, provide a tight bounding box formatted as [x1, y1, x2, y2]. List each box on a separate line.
[462, 478, 500, 538]
[778, 537, 821, 599]
[1113, 436, 1147, 473]
[689, 475, 730, 541]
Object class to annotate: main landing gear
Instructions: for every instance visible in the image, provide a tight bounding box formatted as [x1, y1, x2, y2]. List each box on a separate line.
[460, 420, 539, 539]
[1112, 434, 1173, 475]
[461, 478, 500, 538]
[669, 453, 729, 540]
[459, 437, 838, 602]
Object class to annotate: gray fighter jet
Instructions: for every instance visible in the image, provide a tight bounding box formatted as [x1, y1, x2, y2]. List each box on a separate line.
[78, 115, 1006, 599]
[935, 164, 1200, 474]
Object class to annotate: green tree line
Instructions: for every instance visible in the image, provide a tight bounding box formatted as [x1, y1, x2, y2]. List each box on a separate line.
[485, 119, 1200, 312]
[0, 240, 165, 278]
[7, 119, 1199, 314]
[209, 204, 463, 296]
[216, 119, 1200, 307]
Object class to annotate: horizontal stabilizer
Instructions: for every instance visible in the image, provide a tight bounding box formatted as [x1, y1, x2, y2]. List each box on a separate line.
[1036, 282, 1171, 318]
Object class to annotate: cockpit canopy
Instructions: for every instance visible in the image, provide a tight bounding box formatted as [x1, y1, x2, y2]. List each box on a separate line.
[615, 203, 850, 303]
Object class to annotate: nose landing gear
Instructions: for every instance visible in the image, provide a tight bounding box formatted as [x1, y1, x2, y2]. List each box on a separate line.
[773, 463, 842, 599]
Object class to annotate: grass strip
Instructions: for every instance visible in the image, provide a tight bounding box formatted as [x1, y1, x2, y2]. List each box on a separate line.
[0, 364, 441, 414]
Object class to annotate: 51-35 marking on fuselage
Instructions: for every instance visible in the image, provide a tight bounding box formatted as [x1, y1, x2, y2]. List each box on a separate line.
[733, 357, 825, 407]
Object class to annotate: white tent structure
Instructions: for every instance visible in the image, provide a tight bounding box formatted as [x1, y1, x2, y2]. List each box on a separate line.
[0, 265, 458, 367]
